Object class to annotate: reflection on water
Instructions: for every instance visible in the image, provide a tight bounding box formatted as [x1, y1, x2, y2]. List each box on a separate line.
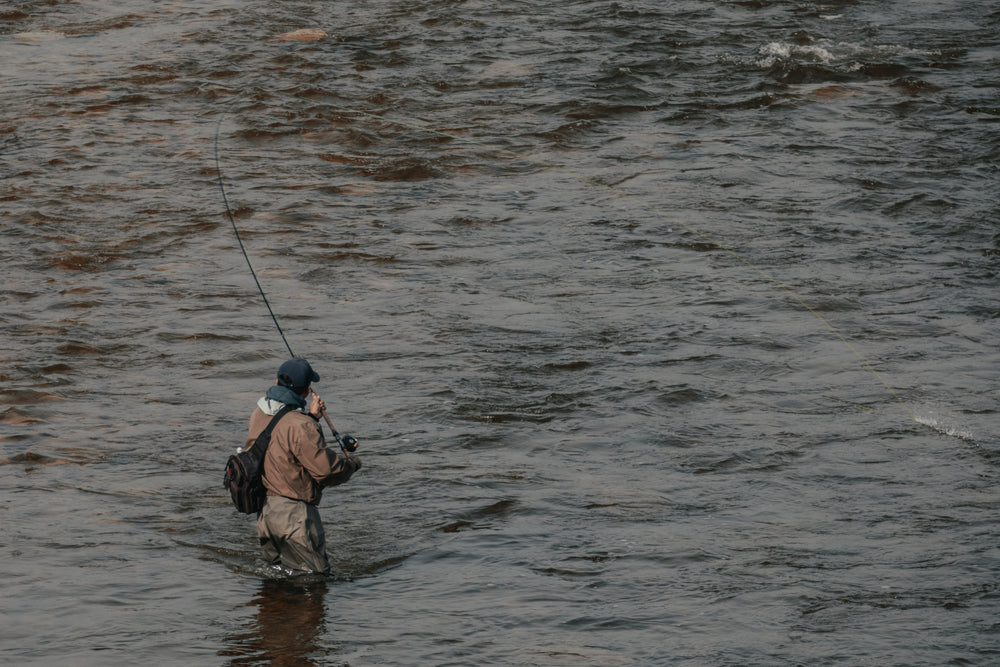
[221, 578, 329, 666]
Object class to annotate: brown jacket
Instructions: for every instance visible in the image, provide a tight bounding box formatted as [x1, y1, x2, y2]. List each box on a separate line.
[245, 404, 357, 505]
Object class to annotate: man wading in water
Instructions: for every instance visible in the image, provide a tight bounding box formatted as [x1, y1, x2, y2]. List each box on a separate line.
[248, 358, 362, 575]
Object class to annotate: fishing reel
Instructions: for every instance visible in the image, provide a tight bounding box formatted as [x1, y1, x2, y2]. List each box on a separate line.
[338, 434, 359, 453]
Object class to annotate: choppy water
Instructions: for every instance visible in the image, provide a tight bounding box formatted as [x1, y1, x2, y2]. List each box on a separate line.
[2, 1, 998, 665]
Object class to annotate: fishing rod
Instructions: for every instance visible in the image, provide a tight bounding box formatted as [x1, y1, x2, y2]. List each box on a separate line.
[214, 102, 360, 453]
[312, 391, 360, 454]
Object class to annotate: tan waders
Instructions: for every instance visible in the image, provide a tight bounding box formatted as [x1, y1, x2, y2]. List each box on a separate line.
[257, 495, 331, 575]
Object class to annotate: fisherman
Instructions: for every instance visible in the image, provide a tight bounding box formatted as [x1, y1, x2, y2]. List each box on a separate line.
[247, 357, 362, 575]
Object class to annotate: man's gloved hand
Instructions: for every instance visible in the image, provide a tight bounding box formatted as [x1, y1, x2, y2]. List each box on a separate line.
[347, 453, 362, 472]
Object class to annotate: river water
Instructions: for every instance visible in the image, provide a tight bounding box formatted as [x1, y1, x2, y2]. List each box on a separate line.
[2, 1, 998, 665]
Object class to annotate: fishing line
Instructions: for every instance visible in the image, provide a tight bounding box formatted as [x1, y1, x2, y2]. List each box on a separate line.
[320, 101, 918, 424]
[214, 104, 360, 454]
[214, 103, 296, 359]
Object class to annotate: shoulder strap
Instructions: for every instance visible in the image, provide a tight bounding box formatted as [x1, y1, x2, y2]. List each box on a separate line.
[252, 404, 297, 452]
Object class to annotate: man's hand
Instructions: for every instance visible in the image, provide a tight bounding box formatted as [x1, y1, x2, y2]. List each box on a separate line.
[309, 391, 326, 418]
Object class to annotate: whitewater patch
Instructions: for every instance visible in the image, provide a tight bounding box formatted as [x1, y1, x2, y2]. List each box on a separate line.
[736, 40, 945, 69]
[914, 410, 979, 444]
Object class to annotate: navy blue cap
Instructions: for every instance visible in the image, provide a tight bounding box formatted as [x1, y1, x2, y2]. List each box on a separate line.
[277, 358, 320, 390]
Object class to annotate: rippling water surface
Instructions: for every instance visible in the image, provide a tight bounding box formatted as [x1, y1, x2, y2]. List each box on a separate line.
[2, 1, 998, 665]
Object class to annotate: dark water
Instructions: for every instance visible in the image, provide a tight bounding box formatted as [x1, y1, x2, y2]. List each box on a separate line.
[2, 1, 998, 664]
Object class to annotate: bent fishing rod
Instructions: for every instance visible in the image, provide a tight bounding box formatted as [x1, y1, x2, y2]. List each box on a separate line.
[214, 104, 358, 454]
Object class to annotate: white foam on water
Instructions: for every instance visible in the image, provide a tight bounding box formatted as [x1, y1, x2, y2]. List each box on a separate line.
[914, 410, 979, 443]
[759, 41, 837, 64]
[744, 40, 944, 69]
